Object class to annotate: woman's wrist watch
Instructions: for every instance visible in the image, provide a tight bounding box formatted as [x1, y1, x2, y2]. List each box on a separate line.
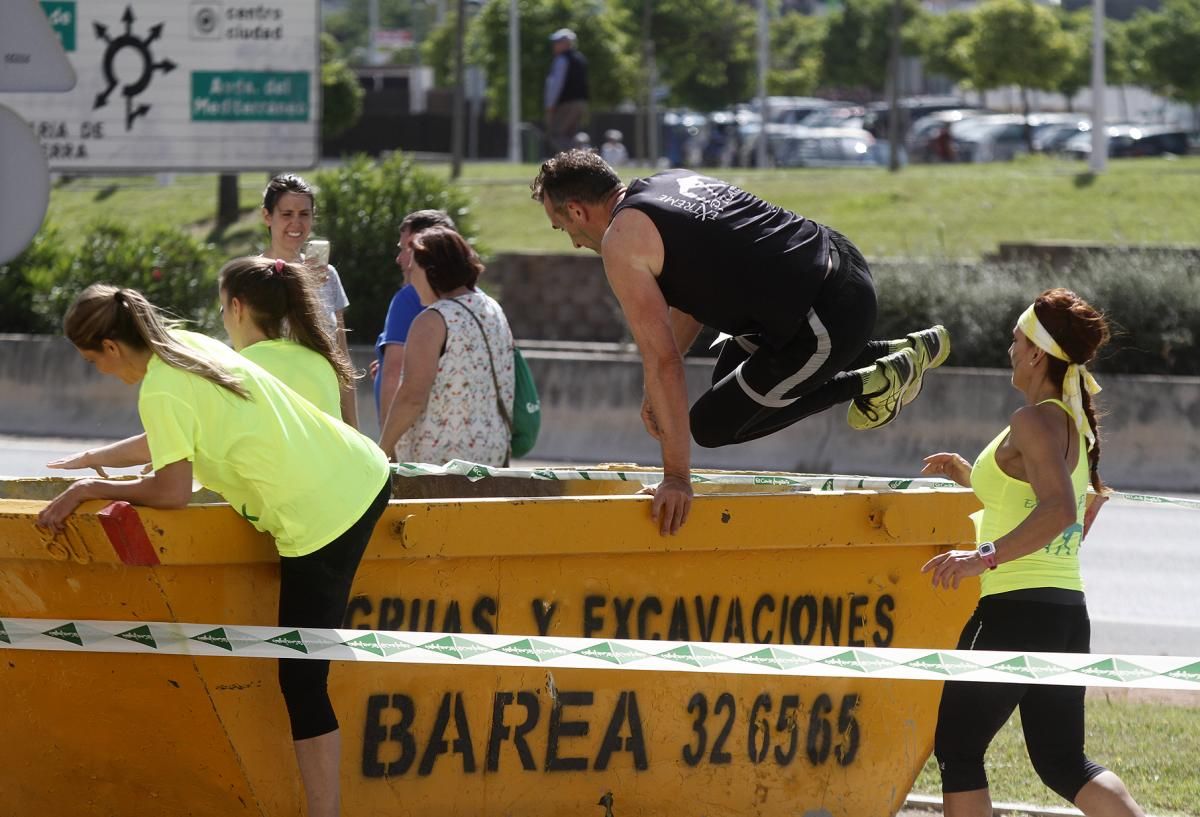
[976, 541, 998, 570]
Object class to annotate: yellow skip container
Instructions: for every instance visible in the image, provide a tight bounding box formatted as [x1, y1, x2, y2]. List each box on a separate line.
[0, 472, 979, 816]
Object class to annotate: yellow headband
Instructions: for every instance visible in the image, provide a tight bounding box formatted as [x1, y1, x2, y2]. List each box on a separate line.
[1017, 304, 1101, 450]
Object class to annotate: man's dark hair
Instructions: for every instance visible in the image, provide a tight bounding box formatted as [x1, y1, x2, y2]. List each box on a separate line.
[400, 209, 457, 236]
[530, 149, 621, 207]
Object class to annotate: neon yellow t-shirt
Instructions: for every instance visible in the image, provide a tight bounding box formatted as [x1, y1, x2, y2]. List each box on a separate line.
[970, 399, 1089, 596]
[239, 339, 341, 419]
[138, 331, 389, 556]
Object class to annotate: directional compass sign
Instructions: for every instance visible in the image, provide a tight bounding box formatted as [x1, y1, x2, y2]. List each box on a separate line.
[93, 7, 177, 131]
[0, 1, 319, 171]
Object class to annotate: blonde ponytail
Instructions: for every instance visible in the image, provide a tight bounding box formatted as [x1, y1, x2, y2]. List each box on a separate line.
[65, 284, 250, 399]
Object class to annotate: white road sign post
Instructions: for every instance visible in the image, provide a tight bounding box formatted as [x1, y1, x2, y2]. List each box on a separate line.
[0, 0, 74, 263]
[0, 1, 320, 172]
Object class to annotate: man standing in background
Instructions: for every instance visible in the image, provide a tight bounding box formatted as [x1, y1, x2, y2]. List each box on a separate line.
[544, 28, 589, 154]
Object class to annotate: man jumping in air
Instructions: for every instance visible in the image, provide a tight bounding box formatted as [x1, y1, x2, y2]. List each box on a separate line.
[531, 150, 950, 535]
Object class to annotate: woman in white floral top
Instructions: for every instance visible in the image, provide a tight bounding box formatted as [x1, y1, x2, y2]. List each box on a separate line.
[378, 226, 515, 466]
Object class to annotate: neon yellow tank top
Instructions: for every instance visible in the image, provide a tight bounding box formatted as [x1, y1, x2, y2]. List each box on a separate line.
[969, 399, 1089, 596]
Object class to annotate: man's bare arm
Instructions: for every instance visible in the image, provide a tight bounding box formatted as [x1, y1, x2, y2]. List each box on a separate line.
[602, 209, 693, 534]
[668, 309, 704, 355]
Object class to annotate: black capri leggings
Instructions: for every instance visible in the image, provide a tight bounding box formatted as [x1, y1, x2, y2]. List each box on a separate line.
[690, 231, 887, 448]
[277, 479, 391, 741]
[934, 593, 1106, 802]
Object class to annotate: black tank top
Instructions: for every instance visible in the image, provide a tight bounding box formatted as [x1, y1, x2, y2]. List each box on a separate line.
[612, 169, 830, 349]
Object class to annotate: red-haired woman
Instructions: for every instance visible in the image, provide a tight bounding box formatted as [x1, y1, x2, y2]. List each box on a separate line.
[920, 288, 1144, 817]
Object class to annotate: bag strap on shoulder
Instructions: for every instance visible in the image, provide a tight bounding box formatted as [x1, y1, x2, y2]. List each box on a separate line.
[444, 297, 512, 431]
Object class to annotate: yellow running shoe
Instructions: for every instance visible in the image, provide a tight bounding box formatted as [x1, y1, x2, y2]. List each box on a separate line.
[847, 347, 918, 430]
[902, 325, 951, 407]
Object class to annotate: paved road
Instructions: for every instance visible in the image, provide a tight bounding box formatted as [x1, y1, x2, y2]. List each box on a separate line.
[3, 434, 1197, 657]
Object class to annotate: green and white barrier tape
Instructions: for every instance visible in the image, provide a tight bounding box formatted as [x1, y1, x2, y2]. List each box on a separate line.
[393, 460, 1200, 512]
[3, 617, 1198, 691]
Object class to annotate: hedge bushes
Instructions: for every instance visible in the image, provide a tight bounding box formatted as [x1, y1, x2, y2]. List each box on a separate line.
[0, 226, 63, 333]
[872, 252, 1200, 375]
[313, 152, 478, 343]
[1, 221, 221, 335]
[3, 152, 480, 345]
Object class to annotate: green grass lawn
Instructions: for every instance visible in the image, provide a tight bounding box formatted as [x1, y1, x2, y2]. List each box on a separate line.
[43, 156, 1200, 261]
[909, 693, 1200, 816]
[45, 172, 270, 259]
[450, 155, 1200, 258]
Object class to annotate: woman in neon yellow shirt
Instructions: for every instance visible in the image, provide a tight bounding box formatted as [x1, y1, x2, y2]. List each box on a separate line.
[37, 285, 391, 817]
[920, 288, 1144, 817]
[220, 255, 352, 418]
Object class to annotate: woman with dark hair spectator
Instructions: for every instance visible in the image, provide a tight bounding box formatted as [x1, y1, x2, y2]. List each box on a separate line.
[377, 227, 515, 466]
[920, 288, 1145, 817]
[262, 173, 359, 429]
[38, 285, 390, 817]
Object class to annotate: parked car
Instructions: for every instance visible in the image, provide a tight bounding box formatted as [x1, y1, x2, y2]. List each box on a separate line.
[768, 107, 871, 167]
[661, 109, 708, 167]
[799, 106, 866, 130]
[772, 126, 877, 168]
[1062, 124, 1191, 159]
[697, 109, 745, 167]
[907, 108, 989, 162]
[861, 95, 972, 139]
[950, 114, 1030, 162]
[737, 96, 840, 166]
[945, 113, 1080, 162]
[1033, 119, 1090, 153]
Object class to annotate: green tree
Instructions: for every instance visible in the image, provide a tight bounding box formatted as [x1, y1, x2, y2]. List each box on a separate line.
[1127, 0, 1200, 106]
[1053, 10, 1091, 110]
[31, 222, 221, 333]
[1053, 12, 1132, 112]
[313, 152, 477, 342]
[321, 33, 365, 141]
[425, 0, 637, 123]
[962, 0, 1072, 123]
[912, 9, 975, 88]
[769, 11, 826, 96]
[0, 226, 64, 334]
[821, 0, 924, 94]
[615, 0, 758, 110]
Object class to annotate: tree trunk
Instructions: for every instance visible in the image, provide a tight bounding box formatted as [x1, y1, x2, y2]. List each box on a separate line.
[1021, 87, 1033, 152]
[217, 174, 239, 229]
[886, 0, 903, 173]
[450, 0, 467, 179]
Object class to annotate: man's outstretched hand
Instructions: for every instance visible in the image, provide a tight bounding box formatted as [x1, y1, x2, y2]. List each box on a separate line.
[640, 474, 693, 535]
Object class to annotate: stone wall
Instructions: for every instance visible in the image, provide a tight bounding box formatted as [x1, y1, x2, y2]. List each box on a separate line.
[486, 253, 628, 342]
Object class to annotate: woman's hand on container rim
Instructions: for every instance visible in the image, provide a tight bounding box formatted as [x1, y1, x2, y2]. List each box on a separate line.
[36, 479, 95, 534]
